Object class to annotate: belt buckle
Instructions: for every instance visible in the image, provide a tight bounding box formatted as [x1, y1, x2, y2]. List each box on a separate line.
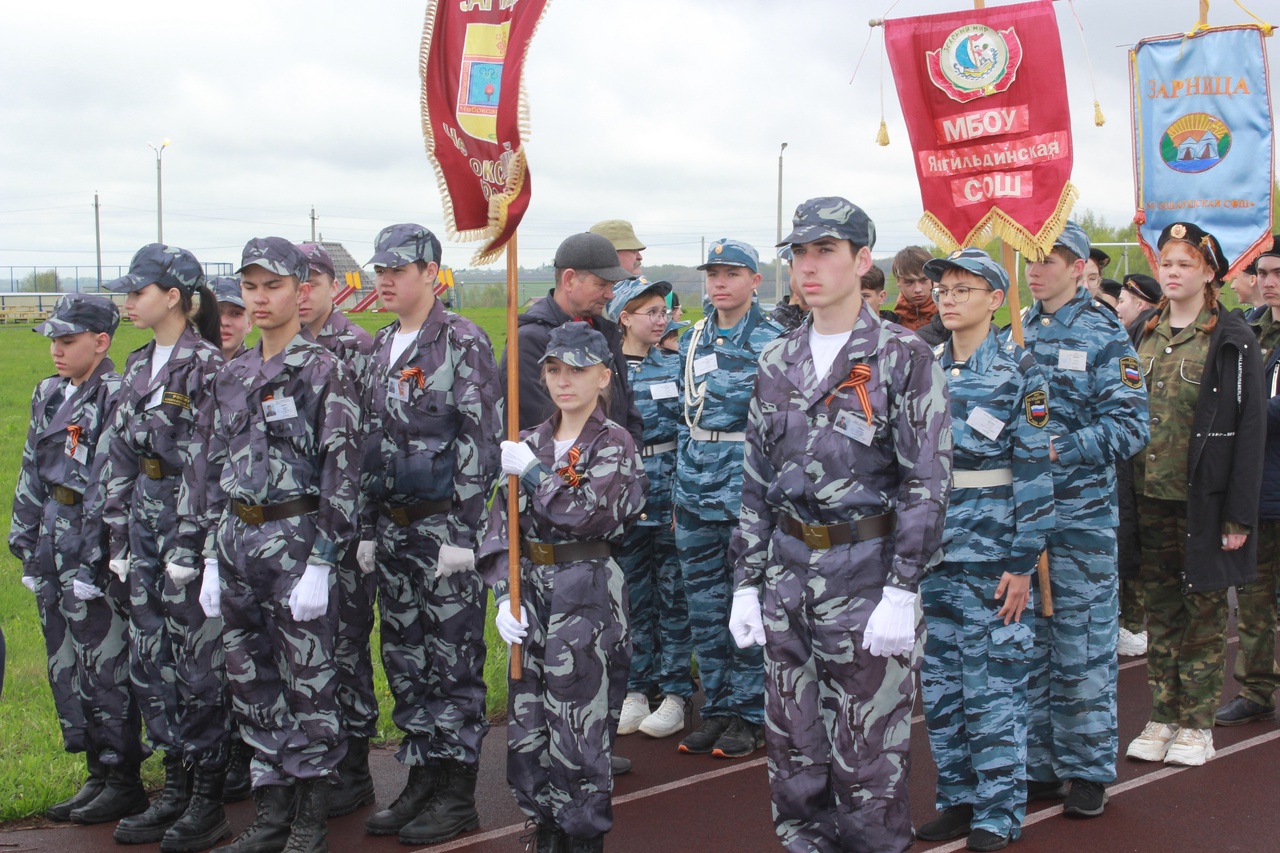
[802, 523, 832, 550]
[528, 541, 555, 565]
[388, 506, 410, 527]
[236, 502, 265, 525]
[142, 458, 162, 479]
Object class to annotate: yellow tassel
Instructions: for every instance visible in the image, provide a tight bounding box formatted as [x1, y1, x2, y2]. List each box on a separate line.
[1093, 100, 1106, 127]
[876, 120, 890, 147]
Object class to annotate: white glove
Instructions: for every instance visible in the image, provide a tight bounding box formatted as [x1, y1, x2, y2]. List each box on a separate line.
[109, 557, 130, 581]
[356, 540, 376, 575]
[437, 544, 475, 578]
[73, 579, 104, 601]
[728, 588, 766, 649]
[199, 558, 221, 618]
[21, 576, 36, 592]
[501, 440, 538, 477]
[862, 586, 918, 658]
[494, 597, 529, 645]
[166, 561, 198, 587]
[289, 564, 331, 622]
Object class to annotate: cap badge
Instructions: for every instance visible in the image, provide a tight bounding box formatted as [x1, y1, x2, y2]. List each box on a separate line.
[1171, 223, 1187, 239]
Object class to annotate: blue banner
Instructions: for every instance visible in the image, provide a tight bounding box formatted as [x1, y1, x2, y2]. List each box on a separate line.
[1131, 26, 1274, 277]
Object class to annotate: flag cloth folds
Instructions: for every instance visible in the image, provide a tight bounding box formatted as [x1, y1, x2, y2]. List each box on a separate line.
[884, 0, 1076, 258]
[420, 0, 551, 265]
[1130, 26, 1275, 278]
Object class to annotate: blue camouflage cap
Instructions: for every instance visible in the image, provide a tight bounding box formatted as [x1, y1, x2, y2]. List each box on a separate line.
[209, 275, 244, 308]
[779, 197, 876, 249]
[923, 247, 1010, 293]
[296, 243, 336, 279]
[104, 243, 205, 295]
[698, 239, 759, 273]
[1053, 221, 1090, 261]
[368, 223, 442, 268]
[35, 293, 120, 338]
[605, 276, 672, 322]
[238, 237, 310, 281]
[661, 318, 690, 341]
[540, 321, 612, 368]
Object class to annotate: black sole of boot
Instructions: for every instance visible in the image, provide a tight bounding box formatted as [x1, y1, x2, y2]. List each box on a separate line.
[159, 821, 232, 853]
[398, 815, 480, 846]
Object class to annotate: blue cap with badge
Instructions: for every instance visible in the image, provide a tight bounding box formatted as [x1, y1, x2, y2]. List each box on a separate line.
[698, 239, 759, 273]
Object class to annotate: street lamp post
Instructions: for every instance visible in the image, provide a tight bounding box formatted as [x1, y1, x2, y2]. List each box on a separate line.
[775, 142, 788, 303]
[147, 139, 170, 242]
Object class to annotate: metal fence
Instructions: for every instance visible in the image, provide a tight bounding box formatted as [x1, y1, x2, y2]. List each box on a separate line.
[0, 264, 235, 294]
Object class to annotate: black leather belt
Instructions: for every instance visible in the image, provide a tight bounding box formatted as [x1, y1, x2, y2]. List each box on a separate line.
[380, 499, 453, 527]
[522, 539, 614, 565]
[232, 496, 321, 525]
[778, 511, 895, 550]
[139, 456, 181, 479]
[50, 484, 83, 506]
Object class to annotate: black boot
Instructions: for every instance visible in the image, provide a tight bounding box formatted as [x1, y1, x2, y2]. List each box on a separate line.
[327, 737, 374, 817]
[567, 834, 604, 852]
[281, 779, 328, 853]
[161, 764, 232, 852]
[69, 760, 149, 825]
[364, 762, 442, 835]
[398, 760, 480, 844]
[47, 752, 106, 822]
[113, 753, 193, 843]
[223, 740, 252, 803]
[523, 823, 565, 853]
[215, 784, 294, 853]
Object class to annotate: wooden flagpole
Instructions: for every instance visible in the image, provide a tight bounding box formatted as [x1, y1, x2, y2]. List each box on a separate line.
[506, 235, 523, 678]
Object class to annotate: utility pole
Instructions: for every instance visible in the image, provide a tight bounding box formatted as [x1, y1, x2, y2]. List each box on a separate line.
[94, 192, 102, 290]
[147, 139, 170, 242]
[701, 236, 707, 304]
[776, 142, 788, 303]
[311, 206, 318, 242]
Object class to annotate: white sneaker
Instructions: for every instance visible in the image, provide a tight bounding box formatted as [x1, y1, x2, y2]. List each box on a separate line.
[1164, 727, 1216, 766]
[1126, 721, 1180, 761]
[638, 694, 688, 738]
[618, 692, 649, 735]
[1118, 627, 1148, 657]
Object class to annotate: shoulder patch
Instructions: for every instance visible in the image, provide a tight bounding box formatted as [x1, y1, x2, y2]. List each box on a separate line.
[1024, 389, 1048, 428]
[1120, 355, 1143, 389]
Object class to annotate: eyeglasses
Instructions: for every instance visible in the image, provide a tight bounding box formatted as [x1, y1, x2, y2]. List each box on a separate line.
[632, 308, 670, 322]
[931, 285, 992, 304]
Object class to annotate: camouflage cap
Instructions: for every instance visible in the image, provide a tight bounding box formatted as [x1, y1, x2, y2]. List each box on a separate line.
[296, 243, 336, 279]
[209, 275, 244, 308]
[1053, 222, 1090, 261]
[540, 320, 613, 368]
[35, 293, 120, 338]
[104, 243, 205, 295]
[553, 232, 632, 282]
[605, 276, 672, 322]
[1157, 221, 1228, 280]
[367, 223, 442, 268]
[237, 237, 310, 281]
[589, 219, 645, 252]
[1123, 273, 1162, 305]
[661, 318, 691, 341]
[779, 197, 876, 250]
[923, 247, 1010, 293]
[698, 239, 760, 273]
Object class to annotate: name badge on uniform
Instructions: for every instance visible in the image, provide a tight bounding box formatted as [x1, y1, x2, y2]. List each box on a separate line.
[387, 377, 411, 402]
[144, 387, 165, 410]
[65, 434, 88, 464]
[1058, 350, 1087, 372]
[650, 381, 678, 400]
[966, 406, 1005, 441]
[833, 409, 875, 446]
[693, 354, 719, 376]
[262, 396, 298, 422]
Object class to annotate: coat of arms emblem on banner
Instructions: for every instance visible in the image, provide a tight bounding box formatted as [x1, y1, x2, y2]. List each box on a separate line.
[457, 22, 509, 142]
[928, 25, 1023, 102]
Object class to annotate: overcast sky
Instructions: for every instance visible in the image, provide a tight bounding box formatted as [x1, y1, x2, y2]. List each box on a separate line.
[3, 0, 1276, 275]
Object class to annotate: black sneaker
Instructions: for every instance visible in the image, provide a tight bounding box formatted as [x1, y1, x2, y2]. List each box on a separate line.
[917, 804, 973, 841]
[1215, 695, 1275, 726]
[678, 716, 733, 754]
[967, 828, 1010, 851]
[711, 717, 764, 759]
[1026, 779, 1066, 801]
[1062, 779, 1108, 818]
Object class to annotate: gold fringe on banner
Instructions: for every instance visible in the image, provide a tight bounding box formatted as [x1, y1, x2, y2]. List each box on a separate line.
[919, 182, 1080, 259]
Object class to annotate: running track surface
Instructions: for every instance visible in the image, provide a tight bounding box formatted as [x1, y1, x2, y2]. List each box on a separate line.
[3, 637, 1276, 852]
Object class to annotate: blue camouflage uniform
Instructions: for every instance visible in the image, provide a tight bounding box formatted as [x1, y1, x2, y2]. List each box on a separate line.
[1015, 284, 1150, 786]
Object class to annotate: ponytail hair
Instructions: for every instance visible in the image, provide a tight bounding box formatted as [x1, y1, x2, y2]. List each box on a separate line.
[183, 285, 222, 346]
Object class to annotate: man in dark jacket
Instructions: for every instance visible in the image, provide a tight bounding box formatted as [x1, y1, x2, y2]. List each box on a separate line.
[499, 232, 643, 444]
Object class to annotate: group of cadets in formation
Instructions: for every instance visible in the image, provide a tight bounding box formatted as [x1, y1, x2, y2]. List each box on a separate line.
[10, 195, 1280, 853]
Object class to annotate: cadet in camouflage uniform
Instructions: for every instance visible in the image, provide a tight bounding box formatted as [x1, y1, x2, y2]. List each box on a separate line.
[608, 277, 695, 739]
[1016, 223, 1149, 815]
[914, 250, 1055, 851]
[294, 241, 381, 818]
[183, 237, 362, 853]
[356, 225, 500, 845]
[211, 276, 250, 362]
[730, 198, 951, 853]
[9, 295, 150, 825]
[478, 321, 647, 853]
[674, 238, 782, 758]
[79, 244, 231, 848]
[1123, 223, 1263, 766]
